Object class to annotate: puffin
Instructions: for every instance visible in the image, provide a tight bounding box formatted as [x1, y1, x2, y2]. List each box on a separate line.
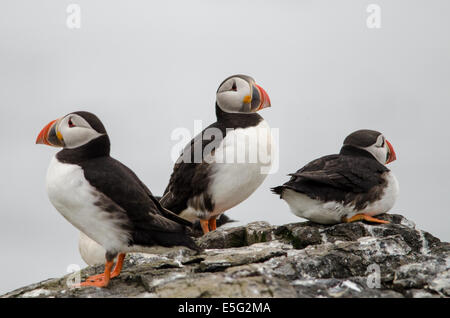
[160, 74, 272, 234]
[272, 129, 398, 225]
[36, 111, 200, 287]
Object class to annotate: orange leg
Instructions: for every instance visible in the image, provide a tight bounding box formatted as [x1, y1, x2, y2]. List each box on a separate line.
[111, 253, 125, 278]
[208, 218, 217, 231]
[78, 260, 113, 287]
[78, 253, 126, 287]
[344, 213, 389, 224]
[88, 253, 126, 280]
[200, 219, 210, 234]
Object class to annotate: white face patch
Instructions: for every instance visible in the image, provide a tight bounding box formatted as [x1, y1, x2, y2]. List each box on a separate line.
[216, 77, 252, 113]
[363, 134, 389, 165]
[57, 114, 104, 149]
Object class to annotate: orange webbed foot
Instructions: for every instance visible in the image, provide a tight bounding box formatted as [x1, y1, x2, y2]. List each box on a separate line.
[344, 213, 390, 224]
[75, 253, 126, 288]
[81, 272, 106, 282]
[78, 274, 110, 287]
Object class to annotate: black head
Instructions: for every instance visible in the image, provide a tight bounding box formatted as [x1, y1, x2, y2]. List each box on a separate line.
[342, 129, 397, 165]
[36, 111, 108, 150]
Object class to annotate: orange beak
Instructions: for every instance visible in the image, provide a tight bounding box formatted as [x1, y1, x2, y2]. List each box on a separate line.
[255, 84, 271, 111]
[386, 140, 397, 164]
[36, 119, 63, 147]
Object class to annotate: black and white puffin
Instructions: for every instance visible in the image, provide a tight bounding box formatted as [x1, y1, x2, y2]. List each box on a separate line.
[36, 111, 199, 287]
[272, 129, 398, 224]
[160, 75, 272, 234]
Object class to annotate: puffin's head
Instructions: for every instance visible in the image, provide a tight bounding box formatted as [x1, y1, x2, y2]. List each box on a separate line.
[342, 129, 396, 165]
[216, 74, 271, 114]
[36, 111, 107, 149]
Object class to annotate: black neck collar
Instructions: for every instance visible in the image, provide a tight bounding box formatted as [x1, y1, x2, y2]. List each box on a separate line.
[56, 135, 111, 164]
[215, 103, 262, 128]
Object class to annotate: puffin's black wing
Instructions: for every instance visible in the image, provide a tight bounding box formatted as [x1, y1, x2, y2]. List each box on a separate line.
[134, 177, 193, 227]
[160, 122, 223, 214]
[79, 156, 199, 251]
[272, 154, 389, 208]
[291, 154, 384, 192]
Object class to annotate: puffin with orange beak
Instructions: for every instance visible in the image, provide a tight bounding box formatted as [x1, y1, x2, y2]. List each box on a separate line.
[272, 129, 398, 225]
[160, 75, 273, 234]
[36, 111, 200, 287]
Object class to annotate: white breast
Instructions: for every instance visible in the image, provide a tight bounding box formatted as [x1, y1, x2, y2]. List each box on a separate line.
[46, 156, 130, 253]
[208, 120, 273, 216]
[282, 189, 345, 224]
[78, 231, 107, 265]
[359, 171, 399, 217]
[179, 120, 273, 221]
[78, 231, 168, 266]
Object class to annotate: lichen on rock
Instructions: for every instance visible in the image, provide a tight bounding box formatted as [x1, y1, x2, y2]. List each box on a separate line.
[2, 214, 449, 298]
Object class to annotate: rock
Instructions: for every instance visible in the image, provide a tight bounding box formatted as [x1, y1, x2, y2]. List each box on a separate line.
[197, 225, 247, 249]
[197, 241, 289, 272]
[244, 221, 275, 245]
[274, 223, 323, 249]
[2, 214, 449, 298]
[393, 259, 450, 296]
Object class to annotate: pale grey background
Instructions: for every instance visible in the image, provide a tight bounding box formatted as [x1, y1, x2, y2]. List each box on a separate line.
[0, 0, 449, 294]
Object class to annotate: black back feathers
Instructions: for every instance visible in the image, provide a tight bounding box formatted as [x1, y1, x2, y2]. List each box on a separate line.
[272, 147, 390, 211]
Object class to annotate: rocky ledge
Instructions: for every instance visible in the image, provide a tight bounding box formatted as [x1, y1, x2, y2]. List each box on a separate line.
[2, 214, 449, 298]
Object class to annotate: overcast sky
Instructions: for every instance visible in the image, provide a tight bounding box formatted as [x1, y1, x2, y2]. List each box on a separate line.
[1, 0, 449, 294]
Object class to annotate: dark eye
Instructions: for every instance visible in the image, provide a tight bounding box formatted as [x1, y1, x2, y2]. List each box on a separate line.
[380, 139, 385, 147]
[68, 118, 75, 128]
[231, 81, 237, 91]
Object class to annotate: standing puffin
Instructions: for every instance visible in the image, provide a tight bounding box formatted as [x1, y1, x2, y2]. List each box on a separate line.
[272, 129, 398, 224]
[160, 75, 272, 234]
[36, 111, 199, 287]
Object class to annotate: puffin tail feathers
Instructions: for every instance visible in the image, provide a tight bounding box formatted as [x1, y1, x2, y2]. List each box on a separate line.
[176, 225, 202, 253]
[144, 228, 202, 253]
[271, 186, 284, 197]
